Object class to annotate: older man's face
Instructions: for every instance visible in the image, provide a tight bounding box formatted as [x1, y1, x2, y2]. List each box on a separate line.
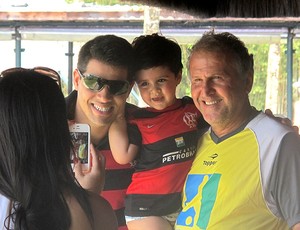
[189, 50, 252, 136]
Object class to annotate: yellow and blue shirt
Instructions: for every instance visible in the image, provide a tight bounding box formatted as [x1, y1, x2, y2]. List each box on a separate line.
[176, 112, 300, 230]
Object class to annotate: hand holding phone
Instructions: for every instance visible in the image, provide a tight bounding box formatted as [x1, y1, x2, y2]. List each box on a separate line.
[73, 144, 106, 194]
[69, 123, 91, 171]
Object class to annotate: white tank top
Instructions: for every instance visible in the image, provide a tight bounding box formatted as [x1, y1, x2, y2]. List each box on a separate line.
[0, 194, 13, 230]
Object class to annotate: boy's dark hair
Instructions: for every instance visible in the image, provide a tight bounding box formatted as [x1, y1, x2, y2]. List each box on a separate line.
[77, 34, 135, 82]
[132, 33, 183, 77]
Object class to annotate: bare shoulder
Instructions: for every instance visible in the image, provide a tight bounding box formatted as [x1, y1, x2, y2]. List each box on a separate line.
[66, 194, 92, 230]
[87, 192, 118, 230]
[66, 192, 118, 230]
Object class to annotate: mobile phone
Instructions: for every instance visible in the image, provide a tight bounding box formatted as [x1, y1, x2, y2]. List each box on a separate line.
[69, 123, 91, 171]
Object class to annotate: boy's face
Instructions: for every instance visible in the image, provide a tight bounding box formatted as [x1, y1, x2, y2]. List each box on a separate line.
[135, 66, 181, 110]
[73, 59, 129, 130]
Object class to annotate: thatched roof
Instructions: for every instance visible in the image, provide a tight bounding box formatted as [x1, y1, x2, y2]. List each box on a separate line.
[132, 0, 300, 18]
[0, 0, 299, 42]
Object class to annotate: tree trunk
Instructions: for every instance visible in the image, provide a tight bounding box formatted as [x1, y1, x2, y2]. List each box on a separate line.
[265, 43, 281, 114]
[143, 6, 160, 35]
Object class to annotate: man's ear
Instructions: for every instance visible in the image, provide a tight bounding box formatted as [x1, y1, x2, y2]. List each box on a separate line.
[125, 81, 135, 98]
[176, 70, 182, 85]
[245, 71, 254, 94]
[73, 69, 81, 90]
[129, 81, 135, 89]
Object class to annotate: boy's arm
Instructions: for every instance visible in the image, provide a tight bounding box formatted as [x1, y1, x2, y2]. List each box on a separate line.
[109, 115, 139, 165]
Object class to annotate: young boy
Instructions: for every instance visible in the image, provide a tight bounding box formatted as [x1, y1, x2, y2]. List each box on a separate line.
[109, 33, 203, 230]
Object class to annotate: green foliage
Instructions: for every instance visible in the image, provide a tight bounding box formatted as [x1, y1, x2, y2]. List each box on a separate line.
[247, 44, 269, 110]
[61, 79, 69, 97]
[176, 44, 192, 98]
[248, 40, 300, 116]
[292, 40, 300, 103]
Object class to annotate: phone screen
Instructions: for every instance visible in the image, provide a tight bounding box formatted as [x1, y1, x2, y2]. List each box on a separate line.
[69, 124, 90, 170]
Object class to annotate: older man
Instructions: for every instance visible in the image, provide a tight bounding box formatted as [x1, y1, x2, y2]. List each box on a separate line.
[175, 31, 300, 230]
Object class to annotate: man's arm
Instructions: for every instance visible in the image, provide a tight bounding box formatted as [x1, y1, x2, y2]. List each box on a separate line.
[293, 223, 300, 230]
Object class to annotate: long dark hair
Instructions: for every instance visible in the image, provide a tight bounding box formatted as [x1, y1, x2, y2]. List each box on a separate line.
[0, 70, 93, 230]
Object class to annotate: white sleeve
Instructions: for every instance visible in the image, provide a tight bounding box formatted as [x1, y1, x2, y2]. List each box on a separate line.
[269, 132, 300, 228]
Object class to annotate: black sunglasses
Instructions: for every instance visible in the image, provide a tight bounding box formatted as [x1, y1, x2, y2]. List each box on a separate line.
[77, 69, 130, 96]
[0, 66, 61, 89]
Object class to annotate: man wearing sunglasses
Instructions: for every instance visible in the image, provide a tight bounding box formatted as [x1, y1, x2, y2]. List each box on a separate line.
[66, 35, 136, 230]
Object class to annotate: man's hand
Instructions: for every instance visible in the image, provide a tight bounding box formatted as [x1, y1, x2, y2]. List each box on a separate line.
[265, 109, 299, 133]
[74, 144, 105, 194]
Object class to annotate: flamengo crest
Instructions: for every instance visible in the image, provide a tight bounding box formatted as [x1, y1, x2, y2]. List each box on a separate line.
[183, 112, 198, 128]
